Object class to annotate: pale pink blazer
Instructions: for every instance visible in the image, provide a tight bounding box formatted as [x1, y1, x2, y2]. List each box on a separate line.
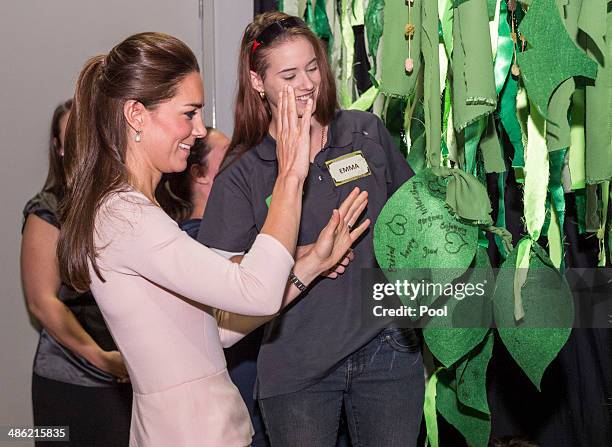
[88, 190, 294, 447]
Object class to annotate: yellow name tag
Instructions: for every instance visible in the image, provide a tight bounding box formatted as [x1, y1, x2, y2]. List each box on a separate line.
[325, 151, 371, 186]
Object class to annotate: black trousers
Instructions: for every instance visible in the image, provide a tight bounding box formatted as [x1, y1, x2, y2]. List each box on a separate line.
[32, 373, 132, 447]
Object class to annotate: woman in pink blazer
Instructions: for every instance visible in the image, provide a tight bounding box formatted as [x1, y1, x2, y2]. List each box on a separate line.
[57, 32, 369, 447]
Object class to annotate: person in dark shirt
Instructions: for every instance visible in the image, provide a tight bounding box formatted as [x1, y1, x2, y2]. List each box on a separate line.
[21, 99, 132, 447]
[199, 12, 424, 447]
[156, 126, 229, 238]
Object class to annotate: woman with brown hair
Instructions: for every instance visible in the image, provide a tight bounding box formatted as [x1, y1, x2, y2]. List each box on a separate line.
[199, 12, 424, 446]
[58, 32, 369, 446]
[21, 99, 131, 446]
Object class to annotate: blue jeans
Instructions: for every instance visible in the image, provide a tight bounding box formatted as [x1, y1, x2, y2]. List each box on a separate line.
[259, 328, 424, 447]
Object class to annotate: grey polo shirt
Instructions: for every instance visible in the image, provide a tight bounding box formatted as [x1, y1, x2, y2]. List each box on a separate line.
[199, 109, 414, 398]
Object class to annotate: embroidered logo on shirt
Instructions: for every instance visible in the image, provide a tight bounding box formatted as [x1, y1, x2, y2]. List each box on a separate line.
[325, 151, 371, 186]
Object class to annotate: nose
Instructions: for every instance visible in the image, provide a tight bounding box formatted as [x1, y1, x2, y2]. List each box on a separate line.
[192, 115, 207, 139]
[298, 70, 314, 92]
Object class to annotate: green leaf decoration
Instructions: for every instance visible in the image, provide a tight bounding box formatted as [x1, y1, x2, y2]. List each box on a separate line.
[493, 241, 574, 390]
[374, 168, 478, 297]
[516, 0, 598, 117]
[456, 330, 494, 414]
[422, 248, 494, 367]
[437, 368, 491, 447]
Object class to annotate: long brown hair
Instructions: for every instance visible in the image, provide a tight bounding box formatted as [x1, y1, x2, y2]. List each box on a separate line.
[58, 32, 199, 292]
[230, 11, 338, 155]
[43, 99, 72, 195]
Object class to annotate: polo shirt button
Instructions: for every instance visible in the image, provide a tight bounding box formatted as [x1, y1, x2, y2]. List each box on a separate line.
[318, 175, 323, 181]
[362, 130, 369, 135]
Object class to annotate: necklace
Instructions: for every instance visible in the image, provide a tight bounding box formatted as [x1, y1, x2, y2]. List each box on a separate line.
[321, 125, 328, 150]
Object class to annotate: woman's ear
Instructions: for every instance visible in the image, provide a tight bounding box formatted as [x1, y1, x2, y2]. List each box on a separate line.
[190, 164, 210, 184]
[123, 100, 146, 134]
[249, 70, 265, 96]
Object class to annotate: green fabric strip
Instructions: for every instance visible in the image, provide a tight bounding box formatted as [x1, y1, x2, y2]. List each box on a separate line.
[494, 172, 510, 259]
[546, 78, 574, 152]
[577, 0, 607, 63]
[585, 184, 601, 232]
[438, 0, 454, 57]
[575, 188, 587, 234]
[517, 0, 598, 117]
[348, 85, 380, 111]
[548, 148, 567, 270]
[364, 0, 385, 74]
[548, 201, 563, 269]
[597, 182, 609, 266]
[424, 369, 440, 447]
[480, 114, 506, 173]
[339, 0, 355, 107]
[350, 0, 365, 26]
[513, 237, 532, 321]
[380, 0, 421, 98]
[463, 119, 486, 175]
[499, 76, 525, 171]
[568, 88, 586, 189]
[524, 100, 549, 240]
[493, 0, 513, 95]
[584, 11, 612, 183]
[422, 0, 441, 167]
[452, 0, 497, 131]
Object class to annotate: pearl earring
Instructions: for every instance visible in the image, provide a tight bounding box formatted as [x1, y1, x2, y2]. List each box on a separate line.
[259, 91, 265, 99]
[135, 130, 142, 143]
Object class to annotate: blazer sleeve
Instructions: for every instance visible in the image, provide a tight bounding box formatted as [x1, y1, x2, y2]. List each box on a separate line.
[96, 193, 294, 317]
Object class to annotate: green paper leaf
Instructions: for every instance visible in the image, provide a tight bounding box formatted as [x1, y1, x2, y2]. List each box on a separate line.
[437, 368, 491, 447]
[493, 242, 573, 390]
[422, 248, 494, 367]
[374, 168, 479, 284]
[516, 0, 598, 117]
[456, 330, 494, 414]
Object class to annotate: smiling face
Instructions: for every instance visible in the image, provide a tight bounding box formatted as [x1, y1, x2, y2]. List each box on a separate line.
[251, 36, 321, 122]
[140, 71, 207, 174]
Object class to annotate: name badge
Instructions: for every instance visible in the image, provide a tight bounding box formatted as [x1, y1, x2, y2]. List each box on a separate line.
[325, 151, 371, 186]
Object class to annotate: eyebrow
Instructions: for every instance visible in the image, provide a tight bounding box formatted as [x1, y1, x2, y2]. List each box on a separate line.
[276, 57, 318, 75]
[184, 103, 203, 108]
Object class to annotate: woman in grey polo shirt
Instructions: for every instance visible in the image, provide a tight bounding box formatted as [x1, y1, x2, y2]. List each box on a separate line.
[199, 12, 424, 447]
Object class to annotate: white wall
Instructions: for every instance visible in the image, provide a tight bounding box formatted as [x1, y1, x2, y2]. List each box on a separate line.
[0, 0, 251, 439]
[202, 0, 254, 137]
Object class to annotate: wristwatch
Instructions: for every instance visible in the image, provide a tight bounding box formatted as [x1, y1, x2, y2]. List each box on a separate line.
[288, 271, 307, 292]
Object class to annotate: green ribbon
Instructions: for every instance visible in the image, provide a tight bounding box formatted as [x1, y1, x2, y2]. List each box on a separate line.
[597, 182, 610, 266]
[452, 0, 497, 131]
[568, 88, 586, 190]
[438, 0, 454, 57]
[548, 148, 567, 269]
[480, 114, 505, 173]
[513, 99, 549, 321]
[431, 166, 494, 225]
[306, 0, 333, 41]
[462, 119, 486, 175]
[339, 0, 355, 107]
[364, 0, 385, 74]
[348, 85, 380, 111]
[424, 369, 441, 447]
[494, 172, 510, 259]
[422, 0, 441, 167]
[493, 0, 513, 95]
[584, 9, 612, 183]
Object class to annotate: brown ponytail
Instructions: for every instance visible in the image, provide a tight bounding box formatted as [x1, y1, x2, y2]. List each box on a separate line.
[58, 32, 199, 292]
